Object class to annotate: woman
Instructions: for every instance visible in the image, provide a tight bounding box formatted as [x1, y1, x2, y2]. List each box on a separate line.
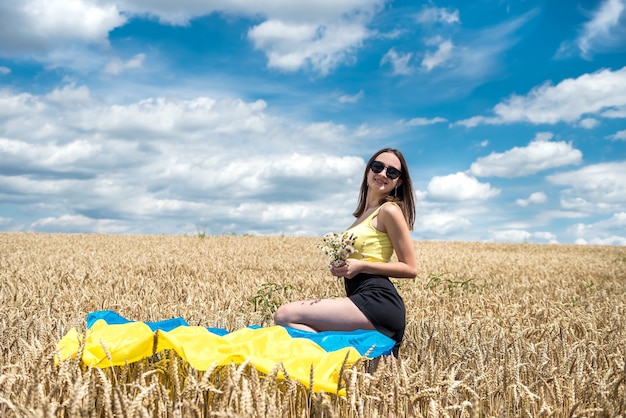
[274, 148, 417, 356]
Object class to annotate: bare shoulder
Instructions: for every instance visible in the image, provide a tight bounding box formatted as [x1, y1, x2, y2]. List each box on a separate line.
[378, 202, 406, 226]
[379, 201, 402, 216]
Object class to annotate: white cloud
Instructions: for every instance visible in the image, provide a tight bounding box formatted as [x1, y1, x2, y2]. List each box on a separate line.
[418, 10, 536, 94]
[607, 129, 626, 140]
[115, 0, 384, 26]
[602, 106, 626, 118]
[489, 229, 559, 244]
[489, 229, 531, 243]
[381, 48, 413, 75]
[0, 0, 126, 53]
[0, 66, 10, 75]
[534, 131, 554, 141]
[578, 117, 600, 129]
[405, 116, 447, 126]
[0, 0, 385, 76]
[0, 84, 370, 235]
[415, 7, 460, 25]
[457, 66, 626, 126]
[248, 18, 372, 75]
[427, 172, 500, 201]
[45, 84, 92, 105]
[516, 192, 548, 207]
[104, 53, 146, 75]
[570, 212, 626, 245]
[421, 39, 454, 71]
[576, 0, 626, 59]
[454, 116, 483, 128]
[338, 90, 364, 104]
[415, 212, 471, 235]
[73, 95, 272, 140]
[547, 161, 626, 213]
[469, 136, 582, 178]
[242, 1, 384, 75]
[532, 231, 558, 243]
[0, 137, 101, 167]
[30, 214, 129, 234]
[298, 121, 350, 144]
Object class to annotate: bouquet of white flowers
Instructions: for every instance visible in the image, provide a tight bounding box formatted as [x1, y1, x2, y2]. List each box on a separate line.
[318, 232, 358, 267]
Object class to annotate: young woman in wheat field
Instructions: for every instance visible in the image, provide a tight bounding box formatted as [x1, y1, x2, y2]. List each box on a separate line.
[274, 148, 417, 356]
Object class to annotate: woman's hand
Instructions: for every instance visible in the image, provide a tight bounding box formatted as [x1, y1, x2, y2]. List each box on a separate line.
[330, 259, 362, 279]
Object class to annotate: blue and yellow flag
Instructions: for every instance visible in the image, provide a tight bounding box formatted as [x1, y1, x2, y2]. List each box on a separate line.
[57, 311, 395, 393]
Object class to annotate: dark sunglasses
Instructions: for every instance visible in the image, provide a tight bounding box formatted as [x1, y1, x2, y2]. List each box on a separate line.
[370, 160, 401, 180]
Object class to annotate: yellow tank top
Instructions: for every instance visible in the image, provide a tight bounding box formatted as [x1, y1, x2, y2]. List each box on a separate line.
[345, 202, 396, 263]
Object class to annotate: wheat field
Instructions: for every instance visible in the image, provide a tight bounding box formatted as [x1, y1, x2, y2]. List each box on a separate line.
[1, 232, 625, 417]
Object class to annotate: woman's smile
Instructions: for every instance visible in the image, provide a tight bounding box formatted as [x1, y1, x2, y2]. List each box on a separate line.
[373, 177, 388, 187]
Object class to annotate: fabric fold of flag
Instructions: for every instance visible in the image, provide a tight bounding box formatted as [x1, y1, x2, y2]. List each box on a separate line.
[57, 310, 395, 393]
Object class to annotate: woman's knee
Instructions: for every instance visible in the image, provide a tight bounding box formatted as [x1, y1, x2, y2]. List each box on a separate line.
[273, 303, 293, 326]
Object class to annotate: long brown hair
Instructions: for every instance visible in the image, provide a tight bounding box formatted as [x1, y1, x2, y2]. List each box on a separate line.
[352, 148, 415, 230]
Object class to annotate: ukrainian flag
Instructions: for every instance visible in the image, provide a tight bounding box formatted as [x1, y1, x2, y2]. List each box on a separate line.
[57, 311, 395, 393]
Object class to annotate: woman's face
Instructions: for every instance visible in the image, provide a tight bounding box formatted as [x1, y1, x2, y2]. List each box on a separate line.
[367, 152, 403, 194]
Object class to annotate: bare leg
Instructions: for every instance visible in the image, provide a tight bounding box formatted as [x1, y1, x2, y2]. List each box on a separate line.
[274, 297, 376, 333]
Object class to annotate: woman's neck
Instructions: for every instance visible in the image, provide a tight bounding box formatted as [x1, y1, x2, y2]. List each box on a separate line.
[364, 196, 384, 212]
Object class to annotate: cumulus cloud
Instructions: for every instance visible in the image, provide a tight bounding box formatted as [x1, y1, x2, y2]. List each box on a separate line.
[489, 229, 531, 243]
[469, 134, 582, 178]
[0, 0, 385, 76]
[244, 1, 384, 75]
[532, 231, 558, 243]
[415, 212, 471, 235]
[547, 161, 626, 214]
[114, 0, 384, 26]
[0, 137, 101, 169]
[516, 192, 548, 207]
[578, 117, 600, 129]
[30, 214, 129, 234]
[248, 19, 369, 74]
[0, 66, 10, 75]
[488, 229, 558, 244]
[602, 106, 626, 118]
[427, 172, 500, 201]
[104, 53, 146, 75]
[571, 212, 626, 245]
[456, 66, 626, 127]
[381, 48, 413, 75]
[0, 84, 367, 235]
[0, 0, 126, 53]
[421, 38, 454, 71]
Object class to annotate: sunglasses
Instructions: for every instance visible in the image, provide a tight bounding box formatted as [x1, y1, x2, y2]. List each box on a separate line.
[370, 160, 401, 180]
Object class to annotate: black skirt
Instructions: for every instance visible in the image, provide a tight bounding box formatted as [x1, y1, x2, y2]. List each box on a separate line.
[345, 273, 406, 357]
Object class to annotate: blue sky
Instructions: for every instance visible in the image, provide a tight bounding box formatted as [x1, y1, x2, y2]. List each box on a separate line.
[0, 0, 625, 245]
